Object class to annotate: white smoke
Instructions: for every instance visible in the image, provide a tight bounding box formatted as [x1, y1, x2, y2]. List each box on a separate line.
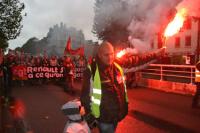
[128, 36, 150, 53]
[176, 0, 200, 17]
[127, 0, 182, 53]
[94, 0, 182, 53]
[95, 0, 200, 53]
[94, 0, 132, 33]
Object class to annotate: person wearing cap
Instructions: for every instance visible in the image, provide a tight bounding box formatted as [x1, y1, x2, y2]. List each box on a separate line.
[81, 41, 165, 133]
[61, 99, 90, 133]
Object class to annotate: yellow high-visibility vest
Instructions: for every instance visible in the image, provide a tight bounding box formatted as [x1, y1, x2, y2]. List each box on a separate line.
[88, 62, 128, 118]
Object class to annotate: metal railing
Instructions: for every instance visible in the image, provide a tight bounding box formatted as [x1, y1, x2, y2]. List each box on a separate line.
[140, 64, 195, 84]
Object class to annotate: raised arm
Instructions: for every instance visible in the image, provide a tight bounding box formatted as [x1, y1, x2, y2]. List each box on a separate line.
[115, 47, 165, 69]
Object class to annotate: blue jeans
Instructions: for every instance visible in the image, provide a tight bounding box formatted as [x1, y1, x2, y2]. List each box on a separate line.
[98, 122, 118, 133]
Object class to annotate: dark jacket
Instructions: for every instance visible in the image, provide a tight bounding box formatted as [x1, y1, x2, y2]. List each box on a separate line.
[81, 49, 163, 123]
[81, 56, 128, 123]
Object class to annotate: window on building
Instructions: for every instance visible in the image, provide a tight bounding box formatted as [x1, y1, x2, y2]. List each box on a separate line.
[185, 36, 191, 47]
[175, 37, 180, 48]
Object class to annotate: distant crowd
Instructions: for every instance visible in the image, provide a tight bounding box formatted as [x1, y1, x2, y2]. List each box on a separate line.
[0, 49, 90, 99]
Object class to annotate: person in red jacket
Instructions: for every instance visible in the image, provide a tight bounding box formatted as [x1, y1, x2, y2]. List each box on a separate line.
[63, 56, 74, 93]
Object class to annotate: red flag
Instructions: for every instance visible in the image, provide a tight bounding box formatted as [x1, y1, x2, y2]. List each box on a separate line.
[64, 36, 71, 55]
[77, 47, 84, 56]
[70, 47, 84, 56]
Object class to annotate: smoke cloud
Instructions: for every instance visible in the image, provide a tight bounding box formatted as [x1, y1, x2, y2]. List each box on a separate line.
[127, 0, 182, 53]
[95, 0, 184, 53]
[176, 0, 200, 17]
[94, 0, 133, 35]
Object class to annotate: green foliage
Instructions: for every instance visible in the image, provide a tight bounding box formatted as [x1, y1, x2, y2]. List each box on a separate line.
[0, 31, 8, 50]
[0, 0, 25, 50]
[21, 37, 39, 55]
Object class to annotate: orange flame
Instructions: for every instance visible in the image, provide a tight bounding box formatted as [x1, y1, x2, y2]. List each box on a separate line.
[116, 50, 125, 58]
[164, 8, 188, 37]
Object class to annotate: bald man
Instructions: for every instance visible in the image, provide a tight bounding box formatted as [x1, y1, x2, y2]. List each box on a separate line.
[81, 41, 164, 133]
[97, 41, 115, 66]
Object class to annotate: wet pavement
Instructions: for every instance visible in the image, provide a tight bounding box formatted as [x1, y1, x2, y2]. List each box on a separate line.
[1, 80, 200, 133]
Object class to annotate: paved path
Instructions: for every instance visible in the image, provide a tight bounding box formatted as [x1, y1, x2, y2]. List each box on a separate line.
[1, 81, 200, 133]
[125, 88, 200, 132]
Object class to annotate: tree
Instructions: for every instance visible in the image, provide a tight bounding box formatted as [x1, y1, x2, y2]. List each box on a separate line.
[21, 37, 39, 55]
[0, 0, 25, 50]
[93, 0, 132, 46]
[0, 31, 8, 50]
[21, 23, 88, 56]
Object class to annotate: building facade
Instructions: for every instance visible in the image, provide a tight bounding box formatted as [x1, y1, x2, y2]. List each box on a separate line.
[152, 17, 200, 64]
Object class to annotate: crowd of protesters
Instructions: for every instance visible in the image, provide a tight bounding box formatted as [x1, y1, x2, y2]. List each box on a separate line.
[0, 49, 88, 103]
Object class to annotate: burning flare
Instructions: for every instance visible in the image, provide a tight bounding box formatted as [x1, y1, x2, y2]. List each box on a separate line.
[164, 8, 188, 37]
[116, 48, 138, 58]
[116, 50, 125, 58]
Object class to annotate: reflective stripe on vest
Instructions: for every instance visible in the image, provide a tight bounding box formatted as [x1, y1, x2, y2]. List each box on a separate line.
[114, 62, 128, 102]
[88, 62, 128, 118]
[88, 64, 101, 118]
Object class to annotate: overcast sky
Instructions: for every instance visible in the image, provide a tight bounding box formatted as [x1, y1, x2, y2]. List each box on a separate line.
[8, 0, 97, 49]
